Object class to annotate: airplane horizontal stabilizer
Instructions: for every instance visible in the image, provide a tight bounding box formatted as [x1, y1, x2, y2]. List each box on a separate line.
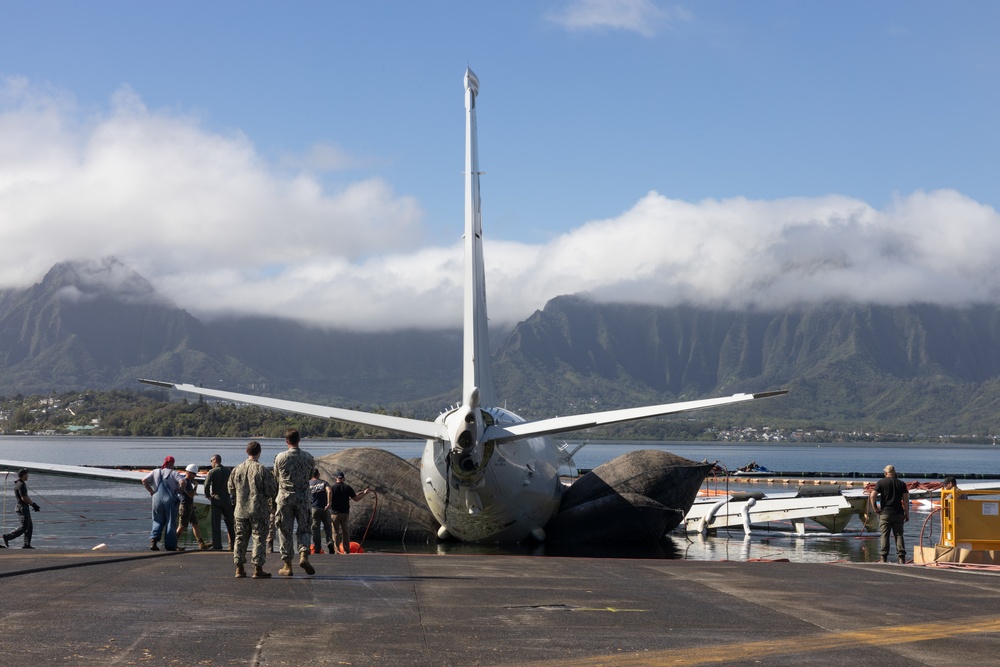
[138, 380, 450, 441]
[485, 390, 788, 444]
[0, 459, 146, 483]
[0, 459, 215, 502]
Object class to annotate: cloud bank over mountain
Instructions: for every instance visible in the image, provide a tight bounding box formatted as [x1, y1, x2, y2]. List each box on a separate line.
[2, 78, 998, 330]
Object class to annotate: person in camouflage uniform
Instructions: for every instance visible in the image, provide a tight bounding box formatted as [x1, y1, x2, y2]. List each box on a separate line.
[273, 428, 316, 576]
[228, 440, 278, 579]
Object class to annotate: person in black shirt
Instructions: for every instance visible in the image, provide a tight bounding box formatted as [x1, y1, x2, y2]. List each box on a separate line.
[869, 464, 909, 564]
[177, 464, 210, 550]
[329, 471, 371, 554]
[3, 469, 40, 549]
[309, 469, 333, 554]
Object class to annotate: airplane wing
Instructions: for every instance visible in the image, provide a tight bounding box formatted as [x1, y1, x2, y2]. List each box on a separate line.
[484, 390, 787, 444]
[139, 379, 450, 441]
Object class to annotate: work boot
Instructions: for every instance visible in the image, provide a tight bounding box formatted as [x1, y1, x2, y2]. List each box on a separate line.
[150, 539, 159, 551]
[252, 565, 271, 579]
[299, 553, 315, 575]
[278, 558, 293, 576]
[235, 564, 246, 578]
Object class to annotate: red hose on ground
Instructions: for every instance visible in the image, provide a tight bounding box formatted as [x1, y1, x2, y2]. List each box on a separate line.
[918, 507, 940, 551]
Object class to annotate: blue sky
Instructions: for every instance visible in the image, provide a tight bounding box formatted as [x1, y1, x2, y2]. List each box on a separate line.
[1, 1, 998, 329]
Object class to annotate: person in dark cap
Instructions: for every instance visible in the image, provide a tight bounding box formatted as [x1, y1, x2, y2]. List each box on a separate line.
[329, 470, 371, 555]
[309, 469, 333, 554]
[869, 464, 909, 564]
[141, 456, 183, 551]
[2, 469, 40, 549]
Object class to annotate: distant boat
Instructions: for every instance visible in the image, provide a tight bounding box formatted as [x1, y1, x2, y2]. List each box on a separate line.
[733, 461, 770, 475]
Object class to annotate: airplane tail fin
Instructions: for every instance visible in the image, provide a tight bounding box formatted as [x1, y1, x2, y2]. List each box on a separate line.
[463, 67, 496, 409]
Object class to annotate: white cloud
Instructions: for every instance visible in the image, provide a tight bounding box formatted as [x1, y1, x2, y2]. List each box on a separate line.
[2, 78, 999, 333]
[505, 190, 1000, 315]
[278, 142, 369, 172]
[0, 78, 425, 323]
[545, 0, 673, 37]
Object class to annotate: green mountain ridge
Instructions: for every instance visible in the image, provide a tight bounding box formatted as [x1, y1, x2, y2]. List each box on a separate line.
[495, 296, 1000, 435]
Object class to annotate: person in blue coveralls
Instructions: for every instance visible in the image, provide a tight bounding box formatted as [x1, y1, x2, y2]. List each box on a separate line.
[142, 456, 183, 551]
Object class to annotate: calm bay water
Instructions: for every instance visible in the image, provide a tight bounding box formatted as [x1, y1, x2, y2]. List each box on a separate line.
[1, 436, 996, 562]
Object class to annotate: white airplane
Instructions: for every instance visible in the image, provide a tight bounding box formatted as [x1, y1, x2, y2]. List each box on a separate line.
[135, 67, 786, 544]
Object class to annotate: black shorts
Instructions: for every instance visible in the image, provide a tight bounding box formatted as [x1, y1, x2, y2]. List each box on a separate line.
[178, 503, 199, 529]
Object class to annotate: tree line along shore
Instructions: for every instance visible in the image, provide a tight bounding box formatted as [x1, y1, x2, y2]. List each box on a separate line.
[0, 389, 992, 444]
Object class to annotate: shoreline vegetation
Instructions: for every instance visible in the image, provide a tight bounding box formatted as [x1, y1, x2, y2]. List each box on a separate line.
[0, 389, 995, 444]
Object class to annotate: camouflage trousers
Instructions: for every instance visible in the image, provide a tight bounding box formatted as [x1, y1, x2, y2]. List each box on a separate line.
[233, 515, 270, 568]
[275, 494, 312, 560]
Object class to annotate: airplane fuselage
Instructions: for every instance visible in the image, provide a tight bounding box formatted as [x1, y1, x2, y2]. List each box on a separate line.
[422, 405, 564, 542]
